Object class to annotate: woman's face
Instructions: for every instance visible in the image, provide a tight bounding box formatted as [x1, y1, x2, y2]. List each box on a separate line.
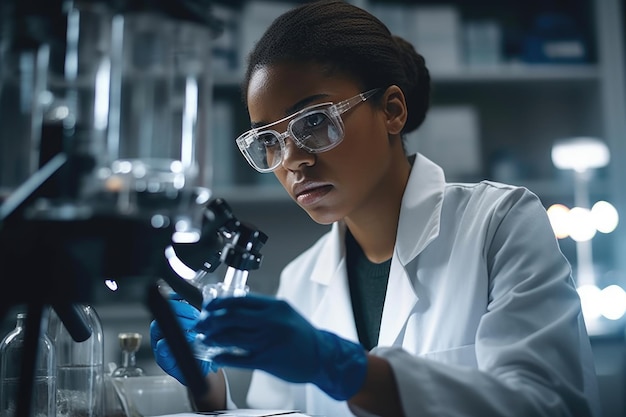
[246, 63, 401, 225]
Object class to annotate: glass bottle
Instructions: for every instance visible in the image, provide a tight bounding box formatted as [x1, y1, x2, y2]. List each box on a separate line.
[0, 312, 56, 417]
[111, 332, 144, 378]
[192, 267, 250, 362]
[48, 304, 104, 417]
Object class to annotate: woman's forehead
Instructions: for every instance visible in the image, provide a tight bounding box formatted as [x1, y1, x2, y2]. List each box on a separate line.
[247, 64, 358, 112]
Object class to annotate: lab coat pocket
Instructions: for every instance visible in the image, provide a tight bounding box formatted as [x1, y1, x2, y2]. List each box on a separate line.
[421, 344, 477, 368]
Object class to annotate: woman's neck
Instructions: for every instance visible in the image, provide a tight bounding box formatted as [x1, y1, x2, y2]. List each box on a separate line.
[345, 156, 411, 264]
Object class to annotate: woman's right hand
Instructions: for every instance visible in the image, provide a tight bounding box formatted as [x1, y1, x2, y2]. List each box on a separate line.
[150, 298, 216, 386]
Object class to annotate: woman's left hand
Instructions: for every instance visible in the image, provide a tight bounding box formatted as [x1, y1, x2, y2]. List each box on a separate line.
[194, 293, 368, 400]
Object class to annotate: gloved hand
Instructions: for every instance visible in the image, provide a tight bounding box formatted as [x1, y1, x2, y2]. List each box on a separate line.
[194, 293, 368, 400]
[150, 297, 217, 386]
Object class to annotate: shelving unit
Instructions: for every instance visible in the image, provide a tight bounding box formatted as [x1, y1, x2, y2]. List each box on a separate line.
[207, 0, 626, 284]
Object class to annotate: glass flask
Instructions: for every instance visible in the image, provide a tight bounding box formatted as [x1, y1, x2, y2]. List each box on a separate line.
[48, 304, 104, 417]
[192, 267, 250, 362]
[0, 312, 56, 417]
[111, 332, 144, 378]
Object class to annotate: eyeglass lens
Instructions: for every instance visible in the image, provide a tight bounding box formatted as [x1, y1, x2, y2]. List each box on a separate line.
[250, 109, 341, 170]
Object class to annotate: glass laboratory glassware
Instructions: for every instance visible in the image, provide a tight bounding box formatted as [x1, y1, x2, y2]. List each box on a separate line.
[111, 332, 144, 378]
[28, 1, 114, 206]
[192, 267, 251, 362]
[0, 312, 56, 417]
[49, 304, 105, 417]
[108, 332, 193, 417]
[192, 221, 268, 362]
[0, 44, 39, 196]
[98, 5, 218, 236]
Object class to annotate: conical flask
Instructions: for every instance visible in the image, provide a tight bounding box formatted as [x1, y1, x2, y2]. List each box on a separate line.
[0, 312, 56, 417]
[48, 305, 104, 417]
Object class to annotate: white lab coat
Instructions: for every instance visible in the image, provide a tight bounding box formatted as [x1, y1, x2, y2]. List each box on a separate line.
[245, 154, 601, 417]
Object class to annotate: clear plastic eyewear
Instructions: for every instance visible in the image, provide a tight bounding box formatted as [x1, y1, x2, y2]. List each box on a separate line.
[236, 88, 381, 173]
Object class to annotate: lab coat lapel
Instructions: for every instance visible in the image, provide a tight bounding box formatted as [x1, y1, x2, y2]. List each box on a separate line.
[378, 154, 445, 347]
[378, 257, 418, 346]
[309, 223, 359, 343]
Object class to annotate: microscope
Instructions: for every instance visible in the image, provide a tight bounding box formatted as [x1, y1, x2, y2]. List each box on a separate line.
[0, 1, 265, 416]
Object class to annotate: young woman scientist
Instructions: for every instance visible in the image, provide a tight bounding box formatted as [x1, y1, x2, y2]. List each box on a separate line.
[150, 1, 600, 416]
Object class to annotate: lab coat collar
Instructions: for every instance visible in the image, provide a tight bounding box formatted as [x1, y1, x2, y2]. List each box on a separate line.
[309, 223, 346, 286]
[309, 153, 445, 282]
[395, 153, 444, 264]
[380, 154, 445, 346]
[308, 154, 445, 345]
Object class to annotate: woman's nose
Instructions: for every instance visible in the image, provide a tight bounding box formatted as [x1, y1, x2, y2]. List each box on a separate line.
[281, 136, 316, 171]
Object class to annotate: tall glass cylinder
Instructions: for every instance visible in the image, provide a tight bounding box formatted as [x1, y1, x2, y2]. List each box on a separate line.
[102, 10, 215, 233]
[28, 0, 114, 205]
[0, 48, 40, 199]
[48, 305, 104, 417]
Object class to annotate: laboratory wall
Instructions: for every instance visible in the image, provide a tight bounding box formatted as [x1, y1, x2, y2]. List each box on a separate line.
[1, 0, 626, 415]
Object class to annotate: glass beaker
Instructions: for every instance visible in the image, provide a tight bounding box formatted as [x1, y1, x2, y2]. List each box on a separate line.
[100, 8, 216, 233]
[48, 304, 105, 417]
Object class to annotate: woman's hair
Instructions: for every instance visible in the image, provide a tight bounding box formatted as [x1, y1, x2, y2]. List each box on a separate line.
[242, 0, 431, 134]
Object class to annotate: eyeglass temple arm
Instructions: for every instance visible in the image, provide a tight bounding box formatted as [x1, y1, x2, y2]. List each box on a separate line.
[334, 88, 381, 114]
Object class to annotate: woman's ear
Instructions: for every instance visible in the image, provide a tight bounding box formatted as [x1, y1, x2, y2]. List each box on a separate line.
[381, 85, 407, 135]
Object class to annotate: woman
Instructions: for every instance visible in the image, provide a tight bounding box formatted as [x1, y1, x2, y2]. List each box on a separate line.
[150, 1, 600, 416]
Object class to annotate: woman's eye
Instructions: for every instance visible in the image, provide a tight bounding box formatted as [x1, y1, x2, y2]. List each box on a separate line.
[302, 113, 327, 128]
[258, 133, 279, 147]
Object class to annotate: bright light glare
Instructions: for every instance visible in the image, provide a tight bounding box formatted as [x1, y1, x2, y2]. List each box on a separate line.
[164, 245, 196, 280]
[104, 279, 119, 291]
[568, 207, 597, 242]
[600, 285, 626, 320]
[551, 137, 610, 172]
[577, 284, 603, 320]
[547, 204, 570, 239]
[591, 201, 619, 233]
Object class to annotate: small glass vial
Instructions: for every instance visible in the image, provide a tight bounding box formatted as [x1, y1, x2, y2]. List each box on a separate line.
[0, 312, 56, 417]
[111, 333, 144, 378]
[192, 267, 250, 362]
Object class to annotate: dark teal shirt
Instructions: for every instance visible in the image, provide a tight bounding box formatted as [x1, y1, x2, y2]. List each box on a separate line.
[345, 230, 391, 351]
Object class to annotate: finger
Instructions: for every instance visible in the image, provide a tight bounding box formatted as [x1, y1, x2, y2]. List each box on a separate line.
[204, 293, 278, 312]
[154, 339, 178, 373]
[194, 310, 266, 336]
[169, 299, 201, 321]
[200, 327, 270, 351]
[150, 320, 163, 351]
[211, 351, 273, 371]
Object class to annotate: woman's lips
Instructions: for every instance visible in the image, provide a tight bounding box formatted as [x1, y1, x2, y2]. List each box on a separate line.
[295, 184, 333, 206]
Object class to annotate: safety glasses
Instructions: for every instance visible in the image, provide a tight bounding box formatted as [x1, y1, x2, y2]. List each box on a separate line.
[236, 88, 381, 173]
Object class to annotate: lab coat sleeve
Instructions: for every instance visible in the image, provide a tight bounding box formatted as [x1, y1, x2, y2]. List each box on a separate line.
[366, 188, 599, 417]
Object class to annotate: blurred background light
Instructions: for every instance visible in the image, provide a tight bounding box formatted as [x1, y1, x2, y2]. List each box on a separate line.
[591, 201, 619, 233]
[599, 285, 626, 320]
[577, 284, 603, 320]
[547, 202, 618, 241]
[577, 284, 626, 322]
[568, 207, 597, 242]
[547, 203, 571, 239]
[551, 137, 610, 172]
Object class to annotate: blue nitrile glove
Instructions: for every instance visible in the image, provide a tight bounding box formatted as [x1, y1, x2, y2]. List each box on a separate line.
[194, 293, 368, 401]
[150, 297, 217, 386]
